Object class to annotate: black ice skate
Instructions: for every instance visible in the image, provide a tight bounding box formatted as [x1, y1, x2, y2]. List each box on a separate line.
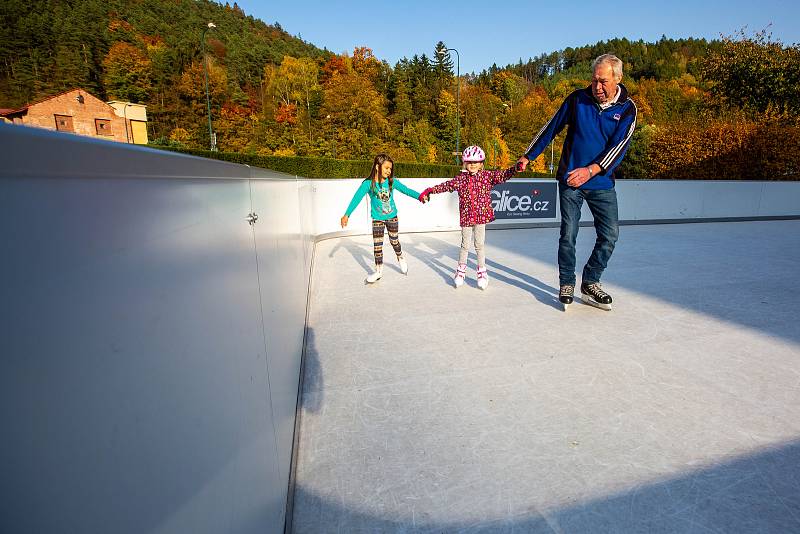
[580, 282, 612, 311]
[559, 284, 574, 311]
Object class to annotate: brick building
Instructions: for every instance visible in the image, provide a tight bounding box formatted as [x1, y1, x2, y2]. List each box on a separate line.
[0, 89, 148, 144]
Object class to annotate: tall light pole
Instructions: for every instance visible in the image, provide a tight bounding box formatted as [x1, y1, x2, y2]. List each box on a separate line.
[123, 102, 131, 143]
[201, 22, 216, 151]
[446, 47, 460, 164]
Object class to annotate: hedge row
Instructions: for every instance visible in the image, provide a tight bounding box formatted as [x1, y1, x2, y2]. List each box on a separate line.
[154, 147, 553, 179]
[155, 120, 800, 182]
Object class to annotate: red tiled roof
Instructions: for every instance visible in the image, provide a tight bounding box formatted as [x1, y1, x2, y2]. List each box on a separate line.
[0, 88, 91, 116]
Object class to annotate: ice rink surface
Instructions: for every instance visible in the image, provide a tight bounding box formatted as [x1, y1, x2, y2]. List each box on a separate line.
[292, 220, 800, 533]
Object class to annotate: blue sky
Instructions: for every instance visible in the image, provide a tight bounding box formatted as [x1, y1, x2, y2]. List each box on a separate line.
[234, 0, 800, 73]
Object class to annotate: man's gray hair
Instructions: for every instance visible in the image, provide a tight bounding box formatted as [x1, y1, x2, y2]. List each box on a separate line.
[592, 54, 623, 80]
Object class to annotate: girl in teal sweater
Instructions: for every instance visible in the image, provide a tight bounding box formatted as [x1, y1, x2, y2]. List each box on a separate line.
[341, 154, 422, 283]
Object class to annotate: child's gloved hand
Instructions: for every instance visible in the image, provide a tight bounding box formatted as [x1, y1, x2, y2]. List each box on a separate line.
[340, 215, 348, 228]
[418, 188, 432, 203]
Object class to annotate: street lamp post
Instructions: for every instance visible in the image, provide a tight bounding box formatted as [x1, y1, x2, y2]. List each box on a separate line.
[201, 22, 216, 151]
[123, 102, 131, 143]
[446, 47, 460, 164]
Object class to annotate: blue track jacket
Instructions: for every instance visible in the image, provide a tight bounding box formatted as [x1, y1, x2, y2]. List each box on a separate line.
[524, 84, 637, 190]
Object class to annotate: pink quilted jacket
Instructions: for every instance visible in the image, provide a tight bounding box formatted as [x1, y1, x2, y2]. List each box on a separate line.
[425, 166, 517, 226]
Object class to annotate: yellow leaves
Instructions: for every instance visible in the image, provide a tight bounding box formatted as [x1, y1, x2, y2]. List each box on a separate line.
[628, 75, 706, 125]
[426, 145, 437, 163]
[437, 89, 456, 108]
[529, 153, 547, 173]
[169, 127, 193, 145]
[388, 146, 417, 163]
[269, 56, 319, 108]
[273, 147, 297, 157]
[108, 19, 134, 33]
[549, 78, 586, 101]
[177, 59, 227, 104]
[102, 42, 153, 102]
[140, 35, 165, 53]
[490, 71, 528, 106]
[486, 126, 512, 169]
[460, 84, 504, 141]
[502, 86, 559, 157]
[352, 47, 381, 81]
[321, 69, 387, 136]
[639, 118, 800, 180]
[436, 89, 456, 127]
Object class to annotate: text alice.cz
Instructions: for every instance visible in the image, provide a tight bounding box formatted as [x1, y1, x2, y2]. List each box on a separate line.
[491, 190, 550, 212]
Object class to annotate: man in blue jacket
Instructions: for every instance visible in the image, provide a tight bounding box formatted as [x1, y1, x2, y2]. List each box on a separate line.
[517, 53, 637, 311]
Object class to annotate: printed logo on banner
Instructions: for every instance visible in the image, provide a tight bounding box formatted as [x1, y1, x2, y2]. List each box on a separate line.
[491, 181, 557, 219]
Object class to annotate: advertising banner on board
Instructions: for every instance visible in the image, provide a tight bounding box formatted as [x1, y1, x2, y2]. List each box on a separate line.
[492, 181, 557, 219]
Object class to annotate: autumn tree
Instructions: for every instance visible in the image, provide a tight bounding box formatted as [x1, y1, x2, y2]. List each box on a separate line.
[215, 102, 258, 153]
[175, 58, 228, 147]
[320, 66, 388, 159]
[502, 86, 561, 167]
[402, 119, 439, 163]
[268, 56, 320, 142]
[352, 47, 381, 84]
[489, 71, 528, 108]
[102, 42, 153, 102]
[459, 84, 505, 151]
[435, 89, 458, 157]
[320, 55, 348, 84]
[701, 28, 800, 117]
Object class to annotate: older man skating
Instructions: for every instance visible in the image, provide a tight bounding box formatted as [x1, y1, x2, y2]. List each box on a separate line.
[517, 53, 637, 311]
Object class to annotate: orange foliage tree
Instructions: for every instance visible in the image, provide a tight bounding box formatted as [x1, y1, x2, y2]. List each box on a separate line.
[102, 42, 153, 102]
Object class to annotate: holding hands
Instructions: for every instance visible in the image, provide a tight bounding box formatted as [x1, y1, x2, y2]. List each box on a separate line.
[418, 188, 432, 204]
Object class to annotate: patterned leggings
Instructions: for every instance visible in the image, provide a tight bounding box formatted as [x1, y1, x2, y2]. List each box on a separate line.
[372, 217, 402, 265]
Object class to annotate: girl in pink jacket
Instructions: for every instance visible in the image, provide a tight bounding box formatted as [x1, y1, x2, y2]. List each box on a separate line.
[419, 145, 518, 289]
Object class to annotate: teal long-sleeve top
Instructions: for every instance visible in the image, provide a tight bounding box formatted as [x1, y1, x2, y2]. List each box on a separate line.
[343, 178, 421, 220]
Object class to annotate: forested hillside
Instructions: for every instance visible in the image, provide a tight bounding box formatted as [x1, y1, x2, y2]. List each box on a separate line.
[2, 2, 798, 179]
[1, 0, 328, 144]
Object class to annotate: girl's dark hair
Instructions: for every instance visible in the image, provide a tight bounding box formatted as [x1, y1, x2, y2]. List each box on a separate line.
[367, 153, 394, 193]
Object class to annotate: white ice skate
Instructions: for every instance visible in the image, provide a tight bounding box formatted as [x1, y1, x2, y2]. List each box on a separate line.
[398, 255, 408, 275]
[365, 265, 383, 284]
[453, 263, 466, 288]
[476, 268, 489, 290]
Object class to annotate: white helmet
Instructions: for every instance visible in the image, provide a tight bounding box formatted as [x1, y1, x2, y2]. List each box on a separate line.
[461, 145, 485, 163]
